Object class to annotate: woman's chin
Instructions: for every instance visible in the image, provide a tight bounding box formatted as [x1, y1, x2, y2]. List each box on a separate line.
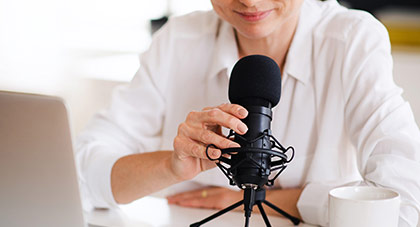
[235, 25, 275, 40]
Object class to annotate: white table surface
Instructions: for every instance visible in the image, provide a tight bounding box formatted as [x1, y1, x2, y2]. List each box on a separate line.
[87, 196, 316, 227]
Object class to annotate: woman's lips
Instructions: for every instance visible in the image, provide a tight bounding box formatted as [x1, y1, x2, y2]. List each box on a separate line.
[235, 10, 273, 22]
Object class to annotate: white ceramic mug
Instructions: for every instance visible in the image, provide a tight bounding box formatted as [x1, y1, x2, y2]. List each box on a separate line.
[329, 186, 420, 227]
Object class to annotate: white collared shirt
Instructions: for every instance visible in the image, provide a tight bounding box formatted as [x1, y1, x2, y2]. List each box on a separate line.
[76, 0, 420, 226]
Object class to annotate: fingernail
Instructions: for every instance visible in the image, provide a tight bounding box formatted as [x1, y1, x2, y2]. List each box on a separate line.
[212, 150, 221, 158]
[229, 143, 240, 148]
[238, 123, 248, 134]
[238, 108, 248, 117]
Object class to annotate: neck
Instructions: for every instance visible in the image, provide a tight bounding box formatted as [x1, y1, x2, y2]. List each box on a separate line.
[236, 13, 300, 71]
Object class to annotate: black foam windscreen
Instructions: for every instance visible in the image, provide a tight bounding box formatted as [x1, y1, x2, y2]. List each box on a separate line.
[228, 55, 281, 107]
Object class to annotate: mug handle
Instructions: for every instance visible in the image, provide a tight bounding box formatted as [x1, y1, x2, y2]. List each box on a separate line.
[401, 200, 420, 227]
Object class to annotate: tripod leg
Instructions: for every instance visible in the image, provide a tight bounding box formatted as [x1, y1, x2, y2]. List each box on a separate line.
[262, 200, 300, 226]
[257, 202, 271, 227]
[244, 215, 250, 227]
[190, 200, 244, 227]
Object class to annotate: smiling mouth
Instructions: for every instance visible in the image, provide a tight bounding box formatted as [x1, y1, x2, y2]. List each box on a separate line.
[234, 9, 273, 22]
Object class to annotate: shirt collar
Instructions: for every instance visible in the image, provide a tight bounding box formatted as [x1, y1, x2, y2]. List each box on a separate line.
[283, 0, 322, 85]
[207, 17, 239, 80]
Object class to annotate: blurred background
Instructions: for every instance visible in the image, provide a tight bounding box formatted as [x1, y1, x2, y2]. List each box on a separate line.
[0, 0, 419, 135]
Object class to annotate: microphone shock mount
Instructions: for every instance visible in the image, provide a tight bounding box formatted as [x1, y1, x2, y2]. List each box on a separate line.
[189, 129, 300, 227]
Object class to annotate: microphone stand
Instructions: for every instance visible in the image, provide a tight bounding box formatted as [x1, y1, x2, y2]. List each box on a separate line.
[190, 187, 300, 227]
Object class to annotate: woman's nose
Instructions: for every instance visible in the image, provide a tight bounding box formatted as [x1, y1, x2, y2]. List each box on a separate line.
[238, 0, 265, 8]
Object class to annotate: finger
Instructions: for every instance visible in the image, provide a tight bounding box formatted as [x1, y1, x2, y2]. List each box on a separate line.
[185, 127, 240, 149]
[174, 198, 219, 209]
[186, 105, 248, 134]
[203, 104, 248, 119]
[169, 187, 239, 210]
[167, 190, 202, 203]
[201, 105, 218, 111]
[202, 123, 221, 135]
[201, 108, 248, 135]
[217, 103, 248, 119]
[167, 186, 219, 203]
[173, 136, 221, 160]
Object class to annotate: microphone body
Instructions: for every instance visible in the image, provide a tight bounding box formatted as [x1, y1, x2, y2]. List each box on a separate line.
[226, 54, 283, 190]
[231, 105, 273, 189]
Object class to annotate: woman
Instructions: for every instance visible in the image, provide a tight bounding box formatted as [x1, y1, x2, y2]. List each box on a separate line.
[76, 0, 420, 226]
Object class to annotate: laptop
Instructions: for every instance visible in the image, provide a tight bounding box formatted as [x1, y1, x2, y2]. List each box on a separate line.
[0, 91, 86, 227]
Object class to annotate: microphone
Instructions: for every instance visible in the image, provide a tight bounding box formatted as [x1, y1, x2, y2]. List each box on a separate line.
[228, 54, 282, 190]
[205, 54, 292, 190]
[199, 55, 298, 227]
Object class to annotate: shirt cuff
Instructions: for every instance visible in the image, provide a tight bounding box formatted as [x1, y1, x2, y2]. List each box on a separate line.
[83, 145, 123, 209]
[297, 182, 335, 226]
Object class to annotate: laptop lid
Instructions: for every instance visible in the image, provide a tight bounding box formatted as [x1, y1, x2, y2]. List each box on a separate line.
[0, 91, 86, 227]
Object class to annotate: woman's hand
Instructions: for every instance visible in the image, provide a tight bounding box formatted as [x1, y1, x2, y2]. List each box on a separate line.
[166, 186, 243, 210]
[167, 186, 303, 220]
[170, 103, 248, 181]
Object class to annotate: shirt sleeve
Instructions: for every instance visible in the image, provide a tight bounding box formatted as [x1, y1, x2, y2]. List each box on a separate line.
[75, 23, 172, 209]
[297, 14, 420, 226]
